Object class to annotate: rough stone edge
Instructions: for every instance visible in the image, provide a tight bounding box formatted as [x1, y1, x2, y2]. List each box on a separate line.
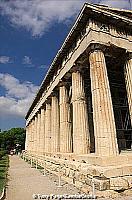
[24, 154, 132, 199]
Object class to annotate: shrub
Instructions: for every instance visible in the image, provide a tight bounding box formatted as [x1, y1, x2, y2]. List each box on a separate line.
[0, 150, 7, 159]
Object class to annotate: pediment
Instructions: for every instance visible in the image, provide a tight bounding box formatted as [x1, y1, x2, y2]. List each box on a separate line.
[83, 3, 132, 26]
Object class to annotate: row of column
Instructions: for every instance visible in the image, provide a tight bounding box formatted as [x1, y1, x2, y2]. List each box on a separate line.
[25, 47, 132, 157]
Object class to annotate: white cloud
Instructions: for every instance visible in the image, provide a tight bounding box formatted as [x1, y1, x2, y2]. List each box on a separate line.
[22, 56, 32, 65]
[0, 73, 39, 117]
[0, 56, 10, 64]
[0, 0, 87, 37]
[0, 0, 130, 37]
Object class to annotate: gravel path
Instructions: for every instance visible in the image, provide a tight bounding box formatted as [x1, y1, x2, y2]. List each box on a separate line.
[5, 155, 80, 200]
[5, 155, 132, 200]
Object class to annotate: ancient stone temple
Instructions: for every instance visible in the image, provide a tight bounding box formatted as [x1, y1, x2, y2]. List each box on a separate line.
[25, 3, 132, 193]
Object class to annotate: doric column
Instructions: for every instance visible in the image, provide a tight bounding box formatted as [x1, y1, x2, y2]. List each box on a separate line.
[32, 119, 35, 154]
[59, 83, 72, 153]
[31, 120, 34, 154]
[39, 107, 45, 155]
[72, 69, 90, 154]
[124, 53, 132, 125]
[36, 114, 39, 155]
[37, 111, 41, 155]
[28, 123, 31, 153]
[25, 125, 29, 151]
[34, 115, 37, 155]
[30, 121, 33, 154]
[89, 44, 119, 156]
[36, 111, 41, 155]
[45, 100, 51, 153]
[51, 93, 60, 152]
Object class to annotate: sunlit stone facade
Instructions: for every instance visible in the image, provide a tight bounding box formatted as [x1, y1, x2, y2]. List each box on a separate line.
[25, 4, 132, 192]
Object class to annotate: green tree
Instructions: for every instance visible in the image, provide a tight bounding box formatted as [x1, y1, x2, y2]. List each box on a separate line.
[0, 128, 26, 153]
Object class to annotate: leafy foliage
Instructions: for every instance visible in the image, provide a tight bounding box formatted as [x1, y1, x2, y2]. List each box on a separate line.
[0, 128, 26, 153]
[0, 155, 9, 194]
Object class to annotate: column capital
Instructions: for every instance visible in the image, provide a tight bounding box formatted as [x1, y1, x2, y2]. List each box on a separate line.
[41, 104, 46, 110]
[35, 112, 38, 117]
[38, 109, 41, 114]
[34, 114, 37, 120]
[89, 43, 106, 55]
[32, 116, 35, 121]
[70, 65, 82, 73]
[51, 91, 58, 98]
[58, 79, 68, 87]
[45, 98, 51, 104]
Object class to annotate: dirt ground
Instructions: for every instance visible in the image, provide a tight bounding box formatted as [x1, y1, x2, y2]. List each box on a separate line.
[5, 155, 132, 200]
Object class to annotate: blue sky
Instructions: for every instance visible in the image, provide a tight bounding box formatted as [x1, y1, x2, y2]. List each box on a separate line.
[0, 0, 131, 131]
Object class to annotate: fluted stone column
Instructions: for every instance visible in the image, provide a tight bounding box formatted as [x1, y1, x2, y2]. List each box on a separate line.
[59, 84, 72, 153]
[45, 101, 51, 152]
[25, 125, 29, 151]
[37, 111, 41, 155]
[89, 45, 119, 156]
[27, 124, 30, 152]
[124, 53, 132, 125]
[36, 114, 39, 155]
[35, 113, 38, 155]
[39, 107, 45, 155]
[32, 119, 35, 154]
[36, 112, 40, 155]
[30, 121, 33, 154]
[30, 122, 32, 154]
[51, 93, 60, 152]
[72, 69, 90, 154]
[34, 115, 38, 155]
[28, 123, 31, 153]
